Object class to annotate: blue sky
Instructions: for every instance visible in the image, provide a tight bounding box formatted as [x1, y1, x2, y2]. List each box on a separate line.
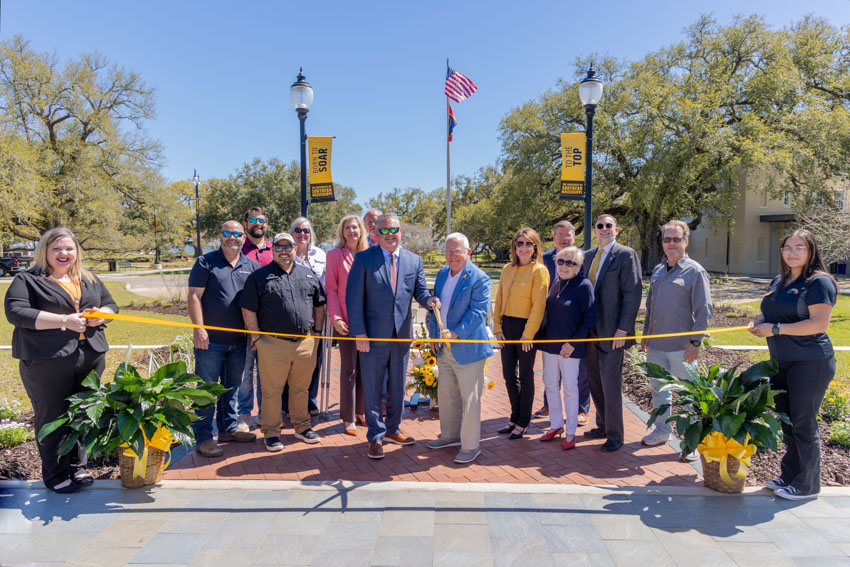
[2, 1, 848, 206]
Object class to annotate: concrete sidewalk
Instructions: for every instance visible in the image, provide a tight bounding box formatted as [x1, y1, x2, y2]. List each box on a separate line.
[1, 481, 849, 566]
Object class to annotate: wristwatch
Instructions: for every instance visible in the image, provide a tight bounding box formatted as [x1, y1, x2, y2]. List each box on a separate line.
[312, 327, 322, 335]
[772, 323, 782, 336]
[689, 339, 701, 347]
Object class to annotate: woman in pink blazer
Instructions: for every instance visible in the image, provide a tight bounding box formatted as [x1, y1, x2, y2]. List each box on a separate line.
[326, 214, 369, 434]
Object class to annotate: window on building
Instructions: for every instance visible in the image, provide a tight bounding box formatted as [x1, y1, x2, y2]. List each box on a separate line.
[757, 237, 767, 262]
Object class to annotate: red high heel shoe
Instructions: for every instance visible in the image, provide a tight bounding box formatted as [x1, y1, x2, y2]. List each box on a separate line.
[562, 435, 576, 451]
[539, 427, 563, 442]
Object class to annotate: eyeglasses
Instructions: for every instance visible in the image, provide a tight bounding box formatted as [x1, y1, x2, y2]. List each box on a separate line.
[248, 217, 266, 224]
[556, 259, 578, 267]
[596, 223, 614, 229]
[781, 245, 808, 254]
[515, 240, 535, 248]
[273, 243, 294, 252]
[662, 237, 684, 243]
[378, 227, 400, 235]
[293, 227, 311, 234]
[221, 231, 244, 238]
[445, 249, 467, 256]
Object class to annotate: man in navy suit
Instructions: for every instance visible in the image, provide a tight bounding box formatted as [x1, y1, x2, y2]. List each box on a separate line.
[581, 214, 642, 452]
[346, 213, 437, 459]
[426, 233, 493, 464]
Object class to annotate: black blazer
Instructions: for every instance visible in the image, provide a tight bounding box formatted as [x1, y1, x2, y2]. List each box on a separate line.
[4, 269, 119, 360]
[582, 241, 642, 353]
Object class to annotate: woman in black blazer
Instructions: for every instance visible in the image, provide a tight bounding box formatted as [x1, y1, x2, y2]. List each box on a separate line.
[4, 227, 118, 493]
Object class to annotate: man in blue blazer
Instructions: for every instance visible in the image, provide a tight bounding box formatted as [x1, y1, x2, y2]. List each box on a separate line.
[426, 233, 493, 464]
[346, 213, 436, 459]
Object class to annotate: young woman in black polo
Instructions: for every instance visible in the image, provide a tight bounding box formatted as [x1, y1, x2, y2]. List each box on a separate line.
[748, 229, 839, 500]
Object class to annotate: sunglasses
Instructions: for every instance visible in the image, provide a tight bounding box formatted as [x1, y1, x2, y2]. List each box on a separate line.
[515, 240, 535, 248]
[378, 227, 400, 235]
[596, 223, 614, 229]
[248, 217, 266, 224]
[273, 243, 294, 252]
[293, 227, 311, 234]
[662, 237, 684, 243]
[556, 259, 578, 267]
[221, 231, 244, 238]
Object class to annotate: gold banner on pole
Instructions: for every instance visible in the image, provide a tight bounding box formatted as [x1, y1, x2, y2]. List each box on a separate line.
[308, 136, 335, 202]
[560, 132, 585, 201]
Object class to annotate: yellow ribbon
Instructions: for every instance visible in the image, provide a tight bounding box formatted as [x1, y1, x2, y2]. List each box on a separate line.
[120, 424, 176, 479]
[697, 431, 757, 485]
[83, 310, 749, 344]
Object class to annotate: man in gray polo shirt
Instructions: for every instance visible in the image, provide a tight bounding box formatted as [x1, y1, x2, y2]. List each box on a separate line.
[640, 220, 712, 451]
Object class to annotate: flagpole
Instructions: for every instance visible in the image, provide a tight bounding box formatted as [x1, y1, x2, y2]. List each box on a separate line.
[446, 57, 452, 237]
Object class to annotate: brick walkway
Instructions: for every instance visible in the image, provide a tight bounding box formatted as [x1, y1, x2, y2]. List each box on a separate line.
[165, 347, 699, 486]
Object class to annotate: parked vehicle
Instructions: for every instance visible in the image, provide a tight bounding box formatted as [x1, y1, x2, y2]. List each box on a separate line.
[0, 256, 31, 277]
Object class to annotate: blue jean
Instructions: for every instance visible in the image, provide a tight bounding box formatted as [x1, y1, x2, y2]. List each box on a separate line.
[238, 344, 261, 417]
[646, 349, 695, 436]
[193, 342, 247, 443]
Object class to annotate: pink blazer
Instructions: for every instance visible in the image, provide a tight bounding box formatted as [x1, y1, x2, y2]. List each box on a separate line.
[326, 247, 356, 324]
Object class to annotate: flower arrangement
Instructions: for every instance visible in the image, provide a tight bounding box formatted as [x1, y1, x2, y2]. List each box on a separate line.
[408, 323, 439, 403]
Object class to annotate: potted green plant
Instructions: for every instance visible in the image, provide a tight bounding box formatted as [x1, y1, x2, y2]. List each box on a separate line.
[38, 360, 225, 488]
[639, 359, 788, 493]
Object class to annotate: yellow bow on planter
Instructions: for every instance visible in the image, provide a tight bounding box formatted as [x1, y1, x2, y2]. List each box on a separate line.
[697, 431, 757, 485]
[120, 424, 176, 479]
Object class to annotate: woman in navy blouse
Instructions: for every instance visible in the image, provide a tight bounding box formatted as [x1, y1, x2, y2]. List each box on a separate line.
[537, 246, 596, 450]
[749, 229, 838, 501]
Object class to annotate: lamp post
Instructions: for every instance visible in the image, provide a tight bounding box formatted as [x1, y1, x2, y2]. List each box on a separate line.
[193, 170, 201, 257]
[153, 208, 161, 267]
[578, 63, 604, 251]
[290, 68, 314, 218]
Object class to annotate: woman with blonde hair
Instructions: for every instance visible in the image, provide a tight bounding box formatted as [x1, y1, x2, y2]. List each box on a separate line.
[4, 227, 118, 493]
[493, 228, 549, 439]
[326, 214, 369, 434]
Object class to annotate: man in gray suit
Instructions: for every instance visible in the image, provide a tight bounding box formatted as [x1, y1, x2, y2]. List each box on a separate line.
[582, 214, 642, 452]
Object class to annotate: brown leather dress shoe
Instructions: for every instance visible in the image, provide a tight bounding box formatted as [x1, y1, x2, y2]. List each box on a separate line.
[577, 412, 589, 425]
[367, 442, 385, 459]
[384, 430, 415, 445]
[534, 406, 549, 417]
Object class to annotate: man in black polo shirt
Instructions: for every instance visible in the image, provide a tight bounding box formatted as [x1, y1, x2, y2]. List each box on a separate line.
[240, 232, 326, 452]
[188, 220, 260, 458]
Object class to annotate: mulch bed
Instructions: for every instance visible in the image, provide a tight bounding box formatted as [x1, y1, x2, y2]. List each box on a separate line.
[623, 308, 850, 488]
[3, 306, 847, 487]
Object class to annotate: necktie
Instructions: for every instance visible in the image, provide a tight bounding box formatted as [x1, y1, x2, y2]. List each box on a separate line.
[588, 247, 603, 285]
[390, 253, 398, 294]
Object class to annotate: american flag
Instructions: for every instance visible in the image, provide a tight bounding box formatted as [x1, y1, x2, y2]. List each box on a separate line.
[445, 66, 477, 102]
[448, 102, 457, 142]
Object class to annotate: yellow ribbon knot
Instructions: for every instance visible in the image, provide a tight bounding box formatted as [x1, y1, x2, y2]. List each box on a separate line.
[120, 424, 176, 479]
[697, 431, 757, 485]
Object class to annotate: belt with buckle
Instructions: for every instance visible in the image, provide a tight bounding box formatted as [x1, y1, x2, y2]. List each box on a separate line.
[272, 333, 304, 342]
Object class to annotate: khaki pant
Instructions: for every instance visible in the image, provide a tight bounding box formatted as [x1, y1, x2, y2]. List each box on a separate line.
[256, 335, 318, 438]
[436, 348, 485, 451]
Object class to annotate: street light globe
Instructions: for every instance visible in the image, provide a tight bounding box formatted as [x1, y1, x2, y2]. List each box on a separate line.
[578, 63, 604, 108]
[290, 68, 314, 111]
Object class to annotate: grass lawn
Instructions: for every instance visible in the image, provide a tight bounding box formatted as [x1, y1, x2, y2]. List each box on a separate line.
[0, 281, 189, 412]
[710, 295, 850, 388]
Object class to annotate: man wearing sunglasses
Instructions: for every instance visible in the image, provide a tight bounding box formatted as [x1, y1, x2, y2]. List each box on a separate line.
[346, 213, 438, 459]
[188, 220, 260, 457]
[641, 220, 712, 455]
[240, 232, 326, 452]
[582, 214, 642, 452]
[237, 206, 273, 433]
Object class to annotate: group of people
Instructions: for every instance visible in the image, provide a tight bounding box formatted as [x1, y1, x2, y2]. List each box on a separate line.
[3, 210, 839, 499]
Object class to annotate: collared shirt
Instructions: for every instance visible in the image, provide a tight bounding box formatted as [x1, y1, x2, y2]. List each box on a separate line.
[188, 250, 259, 345]
[242, 238, 273, 267]
[644, 254, 713, 352]
[239, 262, 326, 335]
[380, 246, 401, 286]
[294, 245, 327, 287]
[439, 269, 462, 326]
